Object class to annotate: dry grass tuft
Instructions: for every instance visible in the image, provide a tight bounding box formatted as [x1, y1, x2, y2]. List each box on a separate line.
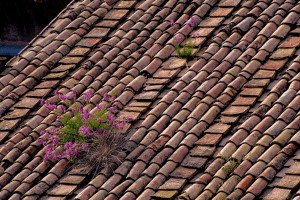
[75, 131, 128, 175]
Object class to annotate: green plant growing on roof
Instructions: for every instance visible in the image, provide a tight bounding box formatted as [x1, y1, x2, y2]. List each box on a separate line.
[286, 192, 291, 200]
[170, 17, 202, 59]
[222, 159, 242, 173]
[38, 91, 132, 174]
[150, 51, 155, 59]
[111, 88, 119, 98]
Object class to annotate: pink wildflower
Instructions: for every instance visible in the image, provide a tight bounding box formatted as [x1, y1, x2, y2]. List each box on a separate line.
[59, 94, 68, 101]
[81, 143, 88, 149]
[83, 91, 93, 102]
[190, 16, 194, 26]
[110, 96, 116, 102]
[192, 33, 200, 38]
[175, 35, 181, 42]
[103, 93, 110, 101]
[170, 20, 175, 26]
[96, 118, 102, 124]
[72, 90, 77, 98]
[186, 22, 191, 29]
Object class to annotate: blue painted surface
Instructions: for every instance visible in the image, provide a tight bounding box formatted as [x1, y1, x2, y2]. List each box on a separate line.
[0, 45, 24, 56]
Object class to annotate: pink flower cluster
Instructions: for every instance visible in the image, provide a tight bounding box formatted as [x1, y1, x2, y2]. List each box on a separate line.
[170, 15, 202, 58]
[38, 91, 131, 161]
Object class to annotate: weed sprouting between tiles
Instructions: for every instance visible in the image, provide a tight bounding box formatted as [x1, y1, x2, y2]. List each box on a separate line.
[221, 156, 242, 174]
[38, 91, 131, 170]
[171, 17, 201, 59]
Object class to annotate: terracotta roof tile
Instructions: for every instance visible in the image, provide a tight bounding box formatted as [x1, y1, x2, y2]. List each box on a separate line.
[2, 0, 300, 199]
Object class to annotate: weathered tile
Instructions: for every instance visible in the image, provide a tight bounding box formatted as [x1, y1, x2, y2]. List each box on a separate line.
[253, 70, 276, 79]
[3, 109, 31, 120]
[152, 190, 178, 199]
[104, 9, 129, 20]
[96, 20, 119, 28]
[263, 188, 291, 200]
[271, 175, 300, 189]
[170, 167, 197, 179]
[222, 106, 249, 116]
[232, 96, 256, 106]
[270, 48, 296, 59]
[134, 91, 160, 101]
[14, 98, 40, 109]
[191, 28, 215, 37]
[204, 123, 231, 135]
[51, 64, 76, 72]
[162, 57, 187, 70]
[279, 37, 300, 48]
[76, 38, 101, 47]
[195, 134, 223, 146]
[85, 28, 111, 38]
[190, 146, 216, 157]
[59, 56, 85, 64]
[240, 88, 264, 97]
[286, 162, 300, 175]
[35, 80, 60, 89]
[218, 0, 241, 6]
[159, 178, 187, 190]
[47, 184, 77, 196]
[25, 89, 52, 98]
[181, 155, 208, 169]
[118, 111, 140, 121]
[199, 17, 225, 27]
[244, 79, 270, 88]
[210, 7, 234, 17]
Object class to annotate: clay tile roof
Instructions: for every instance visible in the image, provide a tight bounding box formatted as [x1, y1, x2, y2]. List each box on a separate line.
[1, 0, 300, 199]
